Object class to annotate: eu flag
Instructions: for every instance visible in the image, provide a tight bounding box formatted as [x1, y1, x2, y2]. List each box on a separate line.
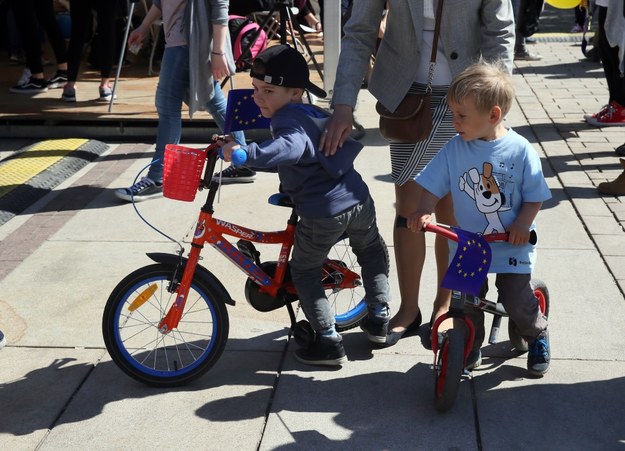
[441, 227, 492, 296]
[223, 89, 270, 133]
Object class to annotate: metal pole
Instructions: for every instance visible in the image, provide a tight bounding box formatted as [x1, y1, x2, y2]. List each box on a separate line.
[109, 1, 136, 113]
[323, 0, 340, 99]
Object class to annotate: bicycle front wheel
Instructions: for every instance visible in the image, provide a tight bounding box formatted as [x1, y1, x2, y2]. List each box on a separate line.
[326, 235, 389, 332]
[434, 328, 465, 412]
[102, 264, 229, 387]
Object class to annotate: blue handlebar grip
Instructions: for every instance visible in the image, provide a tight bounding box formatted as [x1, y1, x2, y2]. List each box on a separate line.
[231, 148, 248, 166]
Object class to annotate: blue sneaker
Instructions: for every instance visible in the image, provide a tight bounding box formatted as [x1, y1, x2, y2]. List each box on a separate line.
[527, 331, 550, 376]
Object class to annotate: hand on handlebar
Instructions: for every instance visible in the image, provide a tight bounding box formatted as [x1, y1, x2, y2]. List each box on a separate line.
[217, 140, 248, 166]
[406, 212, 433, 233]
[506, 221, 533, 246]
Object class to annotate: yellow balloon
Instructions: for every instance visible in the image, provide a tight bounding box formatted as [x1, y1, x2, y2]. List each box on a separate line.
[545, 0, 581, 8]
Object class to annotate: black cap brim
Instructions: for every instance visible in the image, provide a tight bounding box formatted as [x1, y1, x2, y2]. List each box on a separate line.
[306, 82, 327, 99]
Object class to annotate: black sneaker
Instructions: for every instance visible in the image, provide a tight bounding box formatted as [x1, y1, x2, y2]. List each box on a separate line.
[0, 330, 5, 349]
[360, 312, 390, 345]
[114, 177, 163, 202]
[46, 70, 68, 88]
[294, 335, 347, 367]
[212, 165, 256, 183]
[527, 331, 550, 376]
[9, 77, 48, 94]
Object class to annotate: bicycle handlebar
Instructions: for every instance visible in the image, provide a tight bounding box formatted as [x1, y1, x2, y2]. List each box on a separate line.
[395, 215, 537, 245]
[217, 147, 248, 166]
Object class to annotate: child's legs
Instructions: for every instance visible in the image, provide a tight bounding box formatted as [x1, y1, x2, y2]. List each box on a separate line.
[290, 216, 346, 332]
[345, 197, 391, 310]
[148, 46, 190, 183]
[496, 273, 547, 340]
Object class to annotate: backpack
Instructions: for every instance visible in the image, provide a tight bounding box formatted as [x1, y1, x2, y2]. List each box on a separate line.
[228, 15, 268, 72]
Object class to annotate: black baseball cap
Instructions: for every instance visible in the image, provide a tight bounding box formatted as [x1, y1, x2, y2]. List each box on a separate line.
[250, 44, 327, 98]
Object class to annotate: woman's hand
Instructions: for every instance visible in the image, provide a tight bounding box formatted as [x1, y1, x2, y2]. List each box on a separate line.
[319, 104, 354, 156]
[211, 53, 231, 81]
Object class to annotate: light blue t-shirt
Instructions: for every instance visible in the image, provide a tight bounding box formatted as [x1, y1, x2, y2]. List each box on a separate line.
[416, 128, 551, 274]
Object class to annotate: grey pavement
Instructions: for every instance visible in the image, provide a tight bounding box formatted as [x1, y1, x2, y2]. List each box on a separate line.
[3, 13, 625, 451]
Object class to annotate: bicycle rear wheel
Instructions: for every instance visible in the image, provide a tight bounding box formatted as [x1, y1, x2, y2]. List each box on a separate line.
[434, 328, 465, 412]
[326, 235, 389, 332]
[508, 279, 550, 352]
[102, 264, 229, 387]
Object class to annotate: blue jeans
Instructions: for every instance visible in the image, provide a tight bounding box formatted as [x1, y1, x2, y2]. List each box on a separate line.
[290, 196, 391, 332]
[147, 45, 245, 183]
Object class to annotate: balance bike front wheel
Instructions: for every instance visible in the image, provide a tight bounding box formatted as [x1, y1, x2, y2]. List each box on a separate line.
[434, 328, 465, 412]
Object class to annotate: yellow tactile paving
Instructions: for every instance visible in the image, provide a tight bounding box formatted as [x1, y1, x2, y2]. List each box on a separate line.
[0, 138, 89, 199]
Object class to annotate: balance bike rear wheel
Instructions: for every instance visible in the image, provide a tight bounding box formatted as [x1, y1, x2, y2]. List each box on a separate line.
[434, 328, 465, 412]
[508, 279, 550, 352]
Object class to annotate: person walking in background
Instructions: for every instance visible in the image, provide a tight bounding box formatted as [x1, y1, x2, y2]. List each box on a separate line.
[512, 0, 544, 61]
[115, 0, 246, 202]
[8, 0, 68, 94]
[320, 0, 514, 346]
[61, 0, 120, 102]
[584, 0, 625, 127]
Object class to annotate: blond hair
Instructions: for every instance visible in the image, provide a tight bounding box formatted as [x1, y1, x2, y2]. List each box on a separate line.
[447, 60, 515, 117]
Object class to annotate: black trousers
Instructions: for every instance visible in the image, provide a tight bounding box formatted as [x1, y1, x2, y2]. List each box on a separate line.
[67, 0, 119, 82]
[597, 6, 625, 106]
[10, 0, 67, 74]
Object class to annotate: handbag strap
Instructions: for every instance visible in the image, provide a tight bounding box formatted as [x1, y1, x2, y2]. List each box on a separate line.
[426, 0, 444, 92]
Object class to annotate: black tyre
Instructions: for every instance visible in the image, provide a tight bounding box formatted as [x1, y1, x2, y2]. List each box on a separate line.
[102, 264, 229, 387]
[434, 328, 465, 412]
[326, 235, 389, 332]
[508, 279, 550, 353]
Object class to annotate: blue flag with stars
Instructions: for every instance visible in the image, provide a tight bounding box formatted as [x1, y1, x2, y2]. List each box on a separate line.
[223, 89, 270, 133]
[441, 227, 492, 296]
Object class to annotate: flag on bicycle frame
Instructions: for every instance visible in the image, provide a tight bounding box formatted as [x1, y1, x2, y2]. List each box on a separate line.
[224, 89, 270, 133]
[441, 227, 492, 296]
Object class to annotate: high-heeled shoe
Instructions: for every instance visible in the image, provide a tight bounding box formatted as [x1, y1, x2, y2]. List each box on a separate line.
[384, 310, 422, 346]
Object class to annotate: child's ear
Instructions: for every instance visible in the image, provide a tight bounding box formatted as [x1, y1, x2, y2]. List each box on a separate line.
[489, 105, 503, 124]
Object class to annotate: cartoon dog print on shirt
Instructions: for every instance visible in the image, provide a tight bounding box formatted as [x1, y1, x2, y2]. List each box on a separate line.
[459, 162, 510, 234]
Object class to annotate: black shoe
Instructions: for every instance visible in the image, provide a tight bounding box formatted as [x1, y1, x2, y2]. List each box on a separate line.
[585, 47, 601, 63]
[360, 306, 391, 345]
[10, 77, 48, 94]
[212, 165, 256, 183]
[465, 349, 482, 371]
[527, 331, 550, 376]
[385, 309, 422, 346]
[294, 335, 347, 366]
[114, 177, 163, 202]
[46, 70, 68, 88]
[616, 143, 625, 156]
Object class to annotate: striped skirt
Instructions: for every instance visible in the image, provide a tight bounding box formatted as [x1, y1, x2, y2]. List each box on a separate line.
[389, 83, 456, 186]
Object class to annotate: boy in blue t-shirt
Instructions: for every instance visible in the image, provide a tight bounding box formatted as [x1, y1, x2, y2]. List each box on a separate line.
[220, 45, 391, 367]
[406, 61, 552, 376]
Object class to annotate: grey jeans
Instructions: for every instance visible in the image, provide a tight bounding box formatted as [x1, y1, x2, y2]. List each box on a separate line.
[467, 273, 548, 351]
[290, 196, 391, 332]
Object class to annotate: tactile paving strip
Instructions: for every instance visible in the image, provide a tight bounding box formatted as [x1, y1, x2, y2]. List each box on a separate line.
[0, 139, 109, 226]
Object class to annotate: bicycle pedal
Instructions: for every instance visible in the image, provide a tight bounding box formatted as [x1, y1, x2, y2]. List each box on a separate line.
[237, 240, 261, 264]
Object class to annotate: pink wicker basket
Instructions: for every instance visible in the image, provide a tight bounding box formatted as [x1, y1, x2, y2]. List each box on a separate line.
[163, 144, 207, 201]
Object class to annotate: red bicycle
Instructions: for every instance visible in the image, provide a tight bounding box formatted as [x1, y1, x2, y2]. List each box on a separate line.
[102, 139, 386, 387]
[397, 217, 549, 412]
